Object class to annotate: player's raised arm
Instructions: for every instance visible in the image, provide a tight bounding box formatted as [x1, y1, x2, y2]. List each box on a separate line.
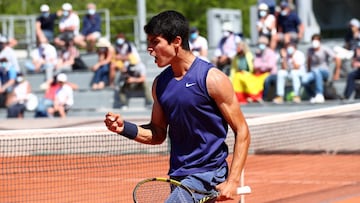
[104, 78, 167, 145]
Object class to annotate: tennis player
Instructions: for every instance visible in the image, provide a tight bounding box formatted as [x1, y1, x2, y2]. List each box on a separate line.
[104, 10, 250, 202]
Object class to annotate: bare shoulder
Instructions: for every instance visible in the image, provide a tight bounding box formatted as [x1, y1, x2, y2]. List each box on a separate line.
[206, 67, 233, 99]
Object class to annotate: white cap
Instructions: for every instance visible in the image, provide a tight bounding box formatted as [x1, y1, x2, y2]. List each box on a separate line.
[40, 4, 49, 12]
[57, 73, 67, 82]
[222, 22, 234, 32]
[96, 37, 112, 48]
[350, 18, 360, 28]
[258, 3, 269, 10]
[62, 3, 72, 11]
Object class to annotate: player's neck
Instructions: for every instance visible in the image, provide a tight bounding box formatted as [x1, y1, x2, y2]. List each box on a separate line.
[171, 52, 196, 79]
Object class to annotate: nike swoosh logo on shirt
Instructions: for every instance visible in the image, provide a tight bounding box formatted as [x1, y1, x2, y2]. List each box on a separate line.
[185, 82, 196, 87]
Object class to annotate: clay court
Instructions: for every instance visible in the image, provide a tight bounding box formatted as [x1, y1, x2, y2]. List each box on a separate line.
[1, 154, 360, 203]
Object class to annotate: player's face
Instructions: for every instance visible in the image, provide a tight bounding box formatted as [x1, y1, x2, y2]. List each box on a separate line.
[147, 35, 176, 68]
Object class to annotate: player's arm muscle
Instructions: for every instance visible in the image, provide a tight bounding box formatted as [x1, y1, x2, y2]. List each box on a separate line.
[207, 68, 250, 196]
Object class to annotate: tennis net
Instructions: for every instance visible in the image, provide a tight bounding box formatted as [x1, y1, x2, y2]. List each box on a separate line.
[1, 103, 359, 202]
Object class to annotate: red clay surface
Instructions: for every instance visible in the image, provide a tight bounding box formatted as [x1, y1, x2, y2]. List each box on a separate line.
[1, 154, 359, 203]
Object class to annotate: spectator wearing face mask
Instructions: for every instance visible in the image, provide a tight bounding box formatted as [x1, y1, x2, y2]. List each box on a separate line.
[110, 33, 138, 87]
[253, 36, 278, 101]
[25, 38, 58, 82]
[302, 34, 341, 103]
[91, 37, 114, 90]
[229, 41, 256, 104]
[5, 73, 33, 118]
[273, 41, 306, 104]
[256, 3, 277, 50]
[54, 3, 80, 48]
[333, 18, 360, 79]
[276, 1, 304, 46]
[258, 0, 276, 15]
[343, 42, 360, 100]
[0, 58, 17, 108]
[212, 22, 242, 76]
[74, 3, 102, 53]
[0, 36, 20, 73]
[35, 4, 61, 43]
[189, 27, 209, 62]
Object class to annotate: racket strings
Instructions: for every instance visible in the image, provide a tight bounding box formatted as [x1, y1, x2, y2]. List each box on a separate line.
[134, 180, 195, 203]
[134, 181, 172, 202]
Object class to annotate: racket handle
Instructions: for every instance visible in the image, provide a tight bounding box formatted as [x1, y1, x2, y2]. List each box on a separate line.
[236, 186, 251, 195]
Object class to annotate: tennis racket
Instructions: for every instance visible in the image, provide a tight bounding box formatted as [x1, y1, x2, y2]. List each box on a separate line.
[133, 177, 251, 203]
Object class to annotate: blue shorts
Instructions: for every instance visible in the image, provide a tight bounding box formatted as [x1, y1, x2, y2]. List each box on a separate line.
[167, 165, 228, 203]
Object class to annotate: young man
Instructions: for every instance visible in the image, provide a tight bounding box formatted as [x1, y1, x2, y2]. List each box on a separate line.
[35, 4, 60, 43]
[104, 10, 250, 202]
[343, 42, 360, 99]
[302, 34, 341, 103]
[273, 41, 306, 104]
[54, 3, 80, 48]
[276, 1, 304, 46]
[189, 26, 209, 62]
[74, 3, 102, 52]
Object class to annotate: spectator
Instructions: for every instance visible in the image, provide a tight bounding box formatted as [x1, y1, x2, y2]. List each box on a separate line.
[276, 1, 304, 46]
[0, 58, 17, 108]
[0, 34, 17, 48]
[334, 18, 360, 78]
[25, 39, 58, 82]
[189, 27, 209, 61]
[110, 33, 138, 87]
[229, 41, 256, 104]
[343, 42, 360, 100]
[35, 73, 78, 117]
[344, 18, 360, 51]
[35, 4, 60, 43]
[253, 36, 278, 101]
[5, 74, 32, 118]
[302, 34, 341, 103]
[256, 3, 277, 49]
[91, 37, 114, 90]
[118, 46, 153, 110]
[54, 3, 80, 48]
[47, 73, 74, 118]
[74, 3, 101, 53]
[273, 41, 306, 104]
[56, 38, 80, 74]
[0, 36, 20, 73]
[212, 21, 242, 75]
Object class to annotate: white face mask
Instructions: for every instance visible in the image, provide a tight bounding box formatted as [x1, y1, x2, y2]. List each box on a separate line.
[116, 38, 125, 45]
[63, 11, 69, 17]
[88, 9, 96, 15]
[16, 76, 24, 83]
[281, 10, 288, 16]
[222, 31, 231, 37]
[259, 10, 267, 17]
[287, 46, 295, 55]
[312, 40, 320, 49]
[258, 43, 266, 50]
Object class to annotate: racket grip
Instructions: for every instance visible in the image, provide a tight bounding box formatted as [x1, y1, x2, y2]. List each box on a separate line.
[236, 186, 251, 195]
